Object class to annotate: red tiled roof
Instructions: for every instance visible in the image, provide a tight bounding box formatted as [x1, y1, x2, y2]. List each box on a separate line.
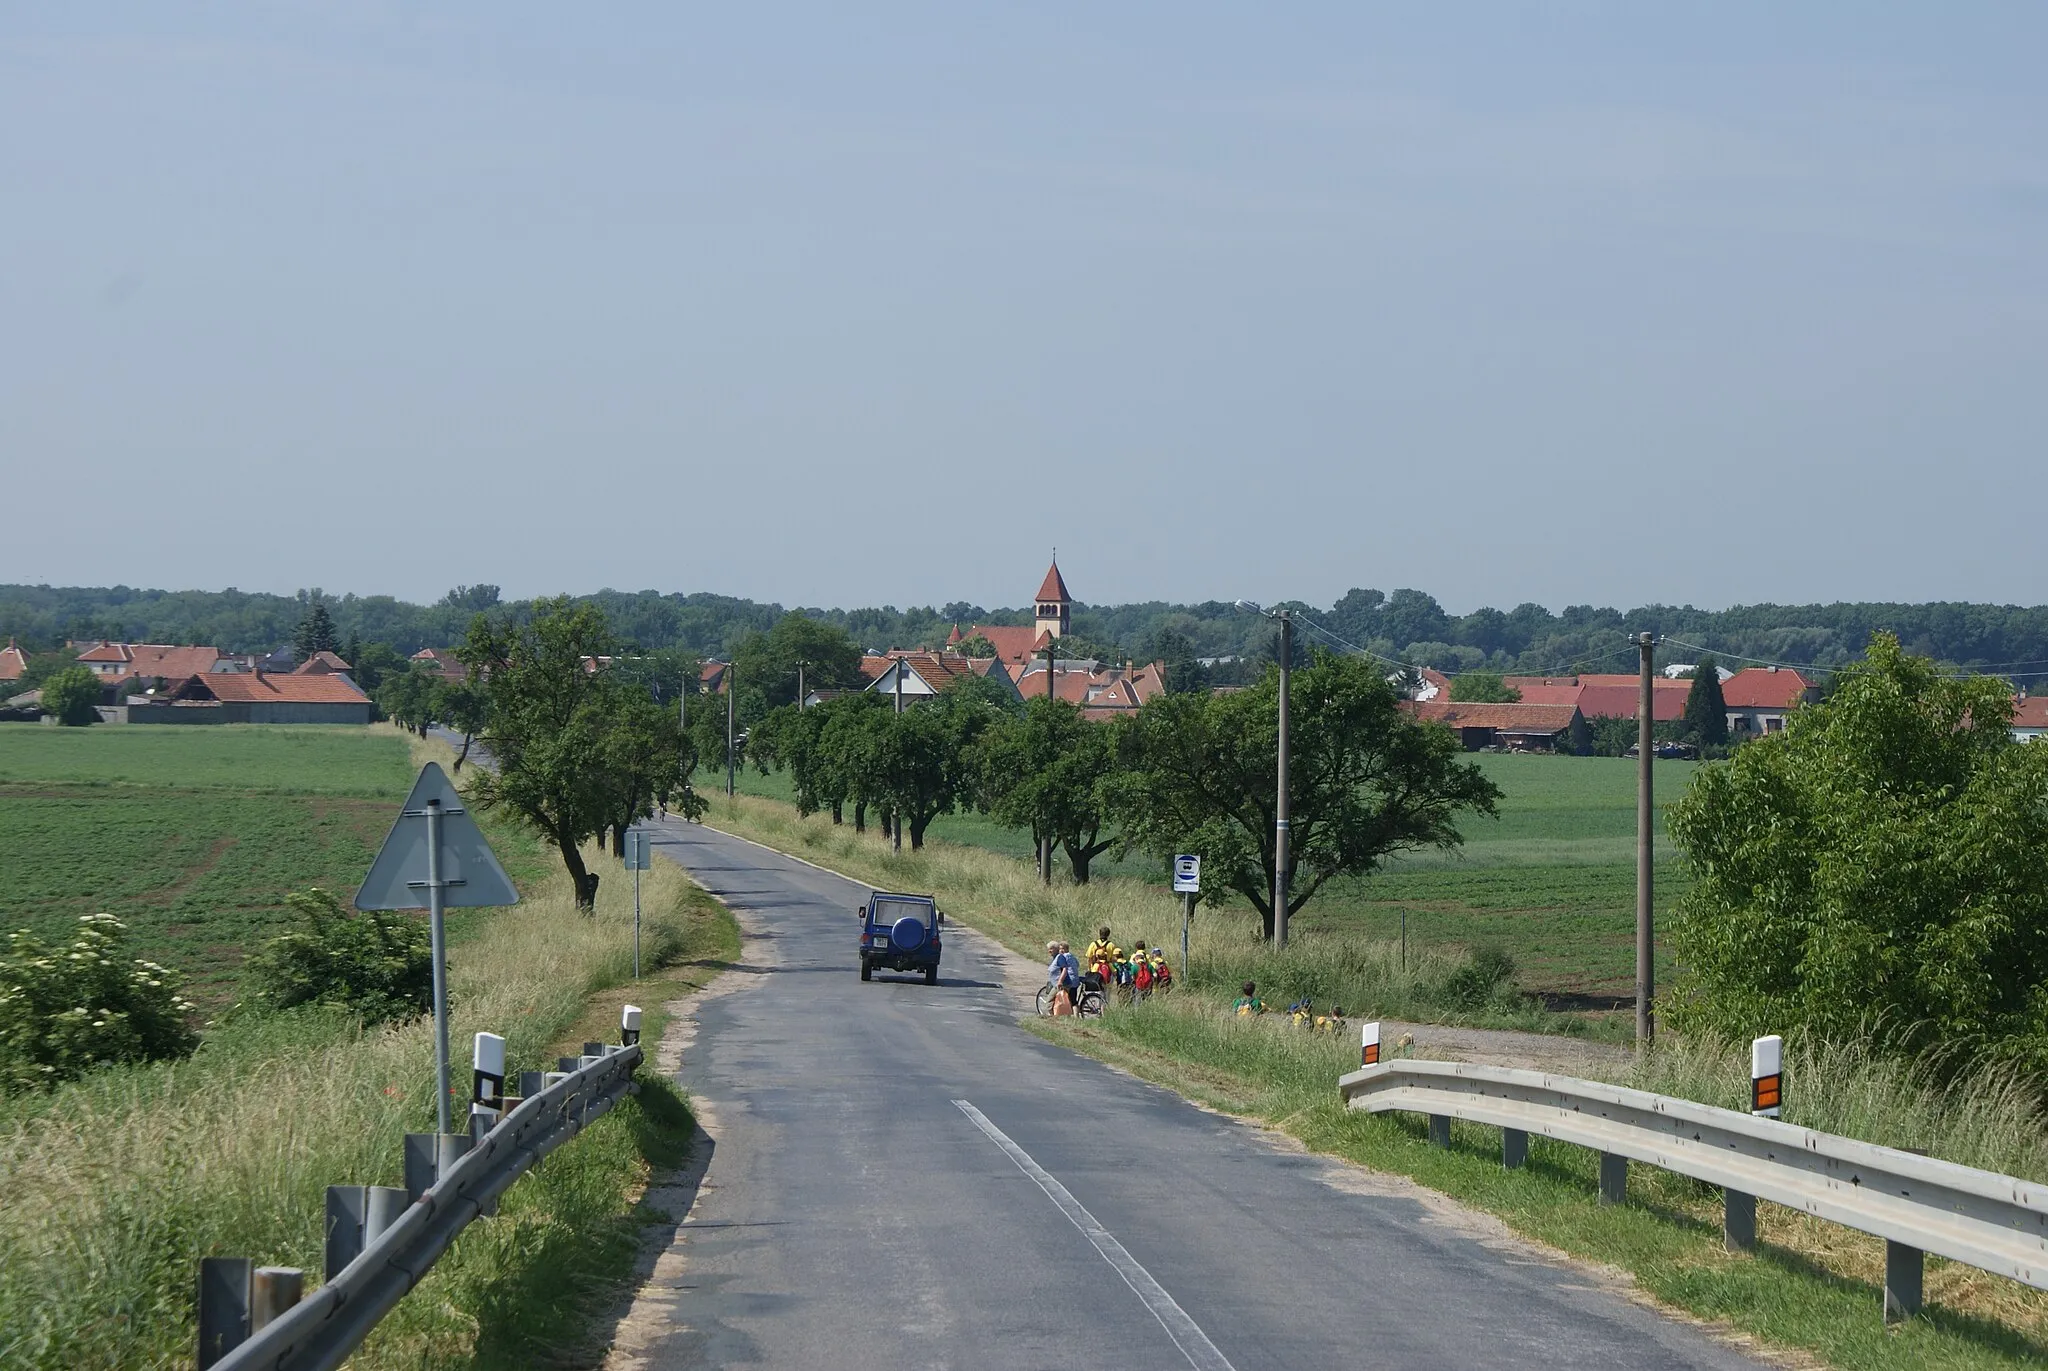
[1572, 684, 1688, 722]
[184, 671, 369, 704]
[946, 623, 963, 645]
[76, 641, 133, 664]
[858, 657, 895, 681]
[1504, 676, 1579, 691]
[1556, 680, 1687, 721]
[293, 651, 353, 675]
[2014, 695, 2048, 729]
[1407, 700, 1581, 733]
[1035, 561, 1071, 604]
[130, 646, 229, 680]
[966, 624, 1051, 664]
[1505, 683, 1584, 708]
[1721, 668, 1814, 710]
[0, 638, 27, 682]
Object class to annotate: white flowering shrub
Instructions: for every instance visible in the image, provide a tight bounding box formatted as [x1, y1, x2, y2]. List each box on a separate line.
[0, 914, 199, 1091]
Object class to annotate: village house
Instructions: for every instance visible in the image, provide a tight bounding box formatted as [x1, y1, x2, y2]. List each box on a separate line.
[2012, 694, 2048, 743]
[0, 638, 28, 682]
[1403, 699, 1589, 753]
[71, 640, 235, 685]
[865, 652, 1022, 704]
[125, 669, 374, 725]
[1720, 667, 1820, 737]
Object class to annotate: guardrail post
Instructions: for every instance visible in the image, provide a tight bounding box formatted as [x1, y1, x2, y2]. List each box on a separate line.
[1598, 1152, 1627, 1205]
[251, 1267, 304, 1330]
[582, 1040, 604, 1057]
[326, 1185, 368, 1279]
[1885, 1241, 1923, 1322]
[404, 1133, 438, 1202]
[1502, 1128, 1528, 1170]
[197, 1256, 250, 1368]
[1723, 1189, 1755, 1251]
[364, 1185, 408, 1244]
[520, 1069, 545, 1096]
[557, 1056, 580, 1072]
[437, 1131, 474, 1179]
[1428, 1114, 1451, 1148]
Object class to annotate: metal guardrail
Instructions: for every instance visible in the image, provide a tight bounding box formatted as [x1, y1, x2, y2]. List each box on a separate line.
[210, 1043, 643, 1371]
[1340, 1058, 2048, 1322]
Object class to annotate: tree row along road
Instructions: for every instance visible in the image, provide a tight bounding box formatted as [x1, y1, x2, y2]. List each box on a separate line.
[613, 818, 1766, 1371]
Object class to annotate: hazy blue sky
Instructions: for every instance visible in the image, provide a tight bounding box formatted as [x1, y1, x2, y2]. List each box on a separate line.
[5, 5, 2043, 613]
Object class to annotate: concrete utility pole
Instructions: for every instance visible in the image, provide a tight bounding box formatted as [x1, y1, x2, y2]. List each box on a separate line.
[1275, 610, 1294, 948]
[892, 659, 904, 853]
[797, 660, 805, 712]
[1636, 631, 1656, 1046]
[725, 666, 736, 798]
[1041, 640, 1057, 885]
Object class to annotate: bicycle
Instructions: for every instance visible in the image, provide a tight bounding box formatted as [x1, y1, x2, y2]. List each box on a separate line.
[1036, 979, 1104, 1017]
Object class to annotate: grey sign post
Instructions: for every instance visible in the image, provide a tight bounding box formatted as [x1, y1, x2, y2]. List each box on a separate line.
[1172, 854, 1200, 983]
[358, 763, 519, 1135]
[625, 829, 651, 977]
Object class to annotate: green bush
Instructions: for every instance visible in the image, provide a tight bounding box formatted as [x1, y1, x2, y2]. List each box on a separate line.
[1439, 944, 1518, 1009]
[1668, 633, 2048, 1071]
[243, 888, 435, 1023]
[0, 915, 199, 1091]
[37, 666, 101, 727]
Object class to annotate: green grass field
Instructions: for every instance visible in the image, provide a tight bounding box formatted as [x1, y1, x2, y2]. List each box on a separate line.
[0, 725, 428, 1006]
[711, 750, 1698, 1013]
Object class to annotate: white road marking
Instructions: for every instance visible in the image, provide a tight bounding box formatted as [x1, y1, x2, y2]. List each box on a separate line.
[953, 1099, 1238, 1371]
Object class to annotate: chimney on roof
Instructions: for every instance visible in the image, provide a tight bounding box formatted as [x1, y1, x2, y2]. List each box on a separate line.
[1767, 665, 1778, 673]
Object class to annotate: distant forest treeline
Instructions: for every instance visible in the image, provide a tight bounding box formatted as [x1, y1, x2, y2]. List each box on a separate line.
[3, 582, 2046, 683]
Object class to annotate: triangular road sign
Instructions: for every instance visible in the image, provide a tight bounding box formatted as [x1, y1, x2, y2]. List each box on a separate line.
[356, 762, 520, 910]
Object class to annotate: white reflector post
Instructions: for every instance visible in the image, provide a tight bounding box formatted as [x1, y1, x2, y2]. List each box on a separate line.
[1361, 1020, 1382, 1067]
[1751, 1034, 1783, 1117]
[621, 1004, 643, 1047]
[473, 1032, 507, 1107]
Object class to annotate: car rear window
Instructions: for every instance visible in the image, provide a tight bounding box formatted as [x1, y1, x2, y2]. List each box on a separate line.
[870, 898, 933, 926]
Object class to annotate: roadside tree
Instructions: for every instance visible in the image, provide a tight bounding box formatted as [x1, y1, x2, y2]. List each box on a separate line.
[1112, 652, 1501, 939]
[1667, 634, 2048, 1070]
[459, 598, 622, 909]
[978, 698, 1126, 882]
[375, 667, 440, 737]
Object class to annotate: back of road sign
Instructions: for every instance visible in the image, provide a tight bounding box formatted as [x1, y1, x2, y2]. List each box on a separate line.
[356, 762, 520, 910]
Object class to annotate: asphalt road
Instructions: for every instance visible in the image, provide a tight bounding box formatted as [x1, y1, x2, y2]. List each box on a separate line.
[615, 816, 1766, 1371]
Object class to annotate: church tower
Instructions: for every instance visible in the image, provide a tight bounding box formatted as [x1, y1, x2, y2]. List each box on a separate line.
[1034, 559, 1071, 640]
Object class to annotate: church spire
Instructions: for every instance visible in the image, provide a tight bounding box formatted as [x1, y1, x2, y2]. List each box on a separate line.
[1034, 556, 1071, 639]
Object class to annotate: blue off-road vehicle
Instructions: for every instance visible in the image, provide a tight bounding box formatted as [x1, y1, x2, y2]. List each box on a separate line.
[859, 891, 944, 984]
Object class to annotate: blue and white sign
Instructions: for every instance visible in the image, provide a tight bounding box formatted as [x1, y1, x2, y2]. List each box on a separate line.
[1172, 854, 1201, 894]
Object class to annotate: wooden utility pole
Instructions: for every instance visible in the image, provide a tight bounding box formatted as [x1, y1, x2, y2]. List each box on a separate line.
[1636, 631, 1656, 1046]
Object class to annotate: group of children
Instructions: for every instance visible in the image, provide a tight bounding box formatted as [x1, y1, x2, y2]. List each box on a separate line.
[1083, 927, 1173, 998]
[1232, 981, 1349, 1034]
[1045, 926, 1175, 1011]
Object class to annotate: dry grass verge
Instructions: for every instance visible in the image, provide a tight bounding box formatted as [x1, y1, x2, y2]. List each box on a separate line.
[0, 730, 738, 1370]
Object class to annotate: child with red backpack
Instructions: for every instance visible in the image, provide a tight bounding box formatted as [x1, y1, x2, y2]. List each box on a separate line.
[1146, 948, 1172, 994]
